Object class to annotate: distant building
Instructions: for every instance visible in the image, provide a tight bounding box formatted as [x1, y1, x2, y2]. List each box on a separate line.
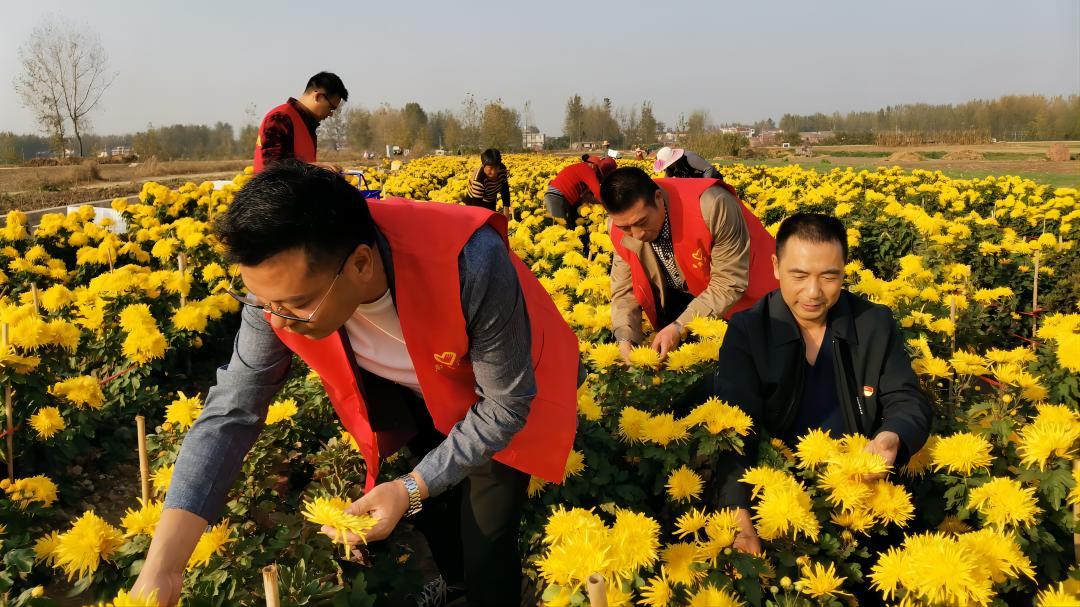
[523, 132, 546, 150]
[111, 146, 133, 157]
[798, 131, 834, 144]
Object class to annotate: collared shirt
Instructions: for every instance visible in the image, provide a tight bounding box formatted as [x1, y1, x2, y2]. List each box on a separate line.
[649, 210, 688, 293]
[164, 226, 539, 521]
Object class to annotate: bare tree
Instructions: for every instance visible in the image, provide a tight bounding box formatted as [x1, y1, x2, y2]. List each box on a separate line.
[15, 16, 116, 158]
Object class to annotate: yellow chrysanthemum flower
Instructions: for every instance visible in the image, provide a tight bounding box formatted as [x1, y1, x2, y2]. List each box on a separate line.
[301, 496, 377, 557]
[49, 376, 105, 409]
[165, 391, 203, 431]
[186, 521, 235, 570]
[931, 432, 994, 475]
[265, 398, 299, 425]
[3, 475, 59, 508]
[795, 428, 841, 469]
[120, 499, 164, 537]
[53, 511, 125, 580]
[628, 346, 661, 369]
[665, 466, 704, 502]
[662, 542, 705, 586]
[29, 406, 66, 439]
[797, 561, 848, 598]
[968, 477, 1041, 528]
[641, 413, 689, 447]
[563, 449, 585, 480]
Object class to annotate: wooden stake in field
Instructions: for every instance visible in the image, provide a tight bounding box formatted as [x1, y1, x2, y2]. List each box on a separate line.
[1031, 251, 1040, 343]
[177, 252, 188, 307]
[135, 415, 150, 503]
[586, 573, 607, 607]
[1074, 459, 1080, 565]
[263, 564, 281, 607]
[30, 283, 40, 312]
[3, 323, 13, 482]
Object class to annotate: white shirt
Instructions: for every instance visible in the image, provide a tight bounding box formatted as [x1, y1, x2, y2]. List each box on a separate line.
[343, 290, 421, 395]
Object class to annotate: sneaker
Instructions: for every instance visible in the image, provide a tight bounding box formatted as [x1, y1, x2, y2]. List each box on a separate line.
[412, 576, 466, 607]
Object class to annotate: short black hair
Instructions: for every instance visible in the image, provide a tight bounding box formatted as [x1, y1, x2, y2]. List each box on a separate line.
[480, 148, 503, 168]
[599, 167, 659, 213]
[304, 72, 349, 102]
[215, 159, 374, 268]
[775, 212, 848, 262]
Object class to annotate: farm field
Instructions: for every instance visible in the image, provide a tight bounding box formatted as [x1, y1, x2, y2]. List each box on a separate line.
[0, 154, 1078, 606]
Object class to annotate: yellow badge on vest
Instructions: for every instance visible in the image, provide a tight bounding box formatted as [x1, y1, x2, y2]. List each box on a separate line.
[434, 351, 458, 369]
[863, 385, 875, 397]
[691, 247, 706, 270]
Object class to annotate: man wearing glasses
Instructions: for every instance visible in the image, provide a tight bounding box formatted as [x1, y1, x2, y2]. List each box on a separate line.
[131, 160, 580, 607]
[253, 71, 348, 173]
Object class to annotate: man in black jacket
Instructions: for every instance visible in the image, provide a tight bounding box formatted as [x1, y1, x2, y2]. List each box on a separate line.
[702, 212, 932, 554]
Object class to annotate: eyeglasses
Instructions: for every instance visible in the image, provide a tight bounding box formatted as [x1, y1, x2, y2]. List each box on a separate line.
[319, 91, 341, 114]
[226, 253, 351, 323]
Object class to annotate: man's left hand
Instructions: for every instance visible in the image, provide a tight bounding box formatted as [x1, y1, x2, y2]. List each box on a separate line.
[863, 431, 901, 481]
[650, 323, 682, 362]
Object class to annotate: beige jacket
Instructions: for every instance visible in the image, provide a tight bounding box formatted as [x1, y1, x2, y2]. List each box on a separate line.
[610, 185, 750, 344]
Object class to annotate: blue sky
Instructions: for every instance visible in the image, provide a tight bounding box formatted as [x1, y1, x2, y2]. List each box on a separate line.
[1, 0, 1077, 136]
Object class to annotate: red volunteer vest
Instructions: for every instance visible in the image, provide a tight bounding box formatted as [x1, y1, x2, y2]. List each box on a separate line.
[272, 200, 579, 491]
[253, 101, 317, 173]
[550, 162, 601, 206]
[609, 178, 778, 328]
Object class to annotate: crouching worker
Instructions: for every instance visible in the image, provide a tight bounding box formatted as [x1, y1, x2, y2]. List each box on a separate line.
[131, 160, 580, 607]
[696, 213, 932, 555]
[603, 167, 778, 363]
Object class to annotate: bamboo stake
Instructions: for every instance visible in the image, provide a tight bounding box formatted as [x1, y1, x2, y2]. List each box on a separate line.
[30, 283, 39, 312]
[586, 574, 607, 607]
[3, 323, 12, 482]
[178, 252, 188, 307]
[263, 564, 281, 607]
[1074, 459, 1080, 565]
[1031, 251, 1040, 343]
[136, 415, 150, 503]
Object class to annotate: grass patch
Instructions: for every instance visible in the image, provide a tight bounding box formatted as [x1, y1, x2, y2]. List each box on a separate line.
[818, 150, 890, 158]
[982, 152, 1049, 160]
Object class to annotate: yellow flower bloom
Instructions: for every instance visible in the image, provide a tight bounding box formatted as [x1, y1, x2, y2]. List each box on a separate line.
[120, 499, 164, 537]
[795, 429, 841, 469]
[797, 561, 848, 598]
[29, 406, 66, 439]
[662, 543, 705, 586]
[53, 511, 125, 580]
[49, 376, 105, 409]
[563, 449, 585, 480]
[165, 392, 203, 430]
[628, 345, 661, 369]
[265, 398, 299, 425]
[3, 475, 59, 507]
[931, 432, 994, 475]
[642, 413, 689, 446]
[968, 477, 1041, 528]
[186, 521, 235, 570]
[640, 569, 675, 607]
[665, 466, 704, 502]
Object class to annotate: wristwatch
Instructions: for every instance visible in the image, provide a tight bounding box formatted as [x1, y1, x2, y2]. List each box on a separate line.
[397, 474, 423, 518]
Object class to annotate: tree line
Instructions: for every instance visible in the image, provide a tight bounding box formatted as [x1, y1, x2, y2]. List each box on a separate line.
[779, 95, 1080, 143]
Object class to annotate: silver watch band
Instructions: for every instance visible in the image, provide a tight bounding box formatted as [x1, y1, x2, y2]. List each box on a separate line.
[398, 474, 422, 518]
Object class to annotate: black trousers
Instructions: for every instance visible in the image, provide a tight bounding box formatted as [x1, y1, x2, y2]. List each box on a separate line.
[405, 417, 530, 606]
[464, 196, 498, 213]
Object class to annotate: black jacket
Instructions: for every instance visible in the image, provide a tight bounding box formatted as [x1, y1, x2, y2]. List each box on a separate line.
[698, 289, 932, 508]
